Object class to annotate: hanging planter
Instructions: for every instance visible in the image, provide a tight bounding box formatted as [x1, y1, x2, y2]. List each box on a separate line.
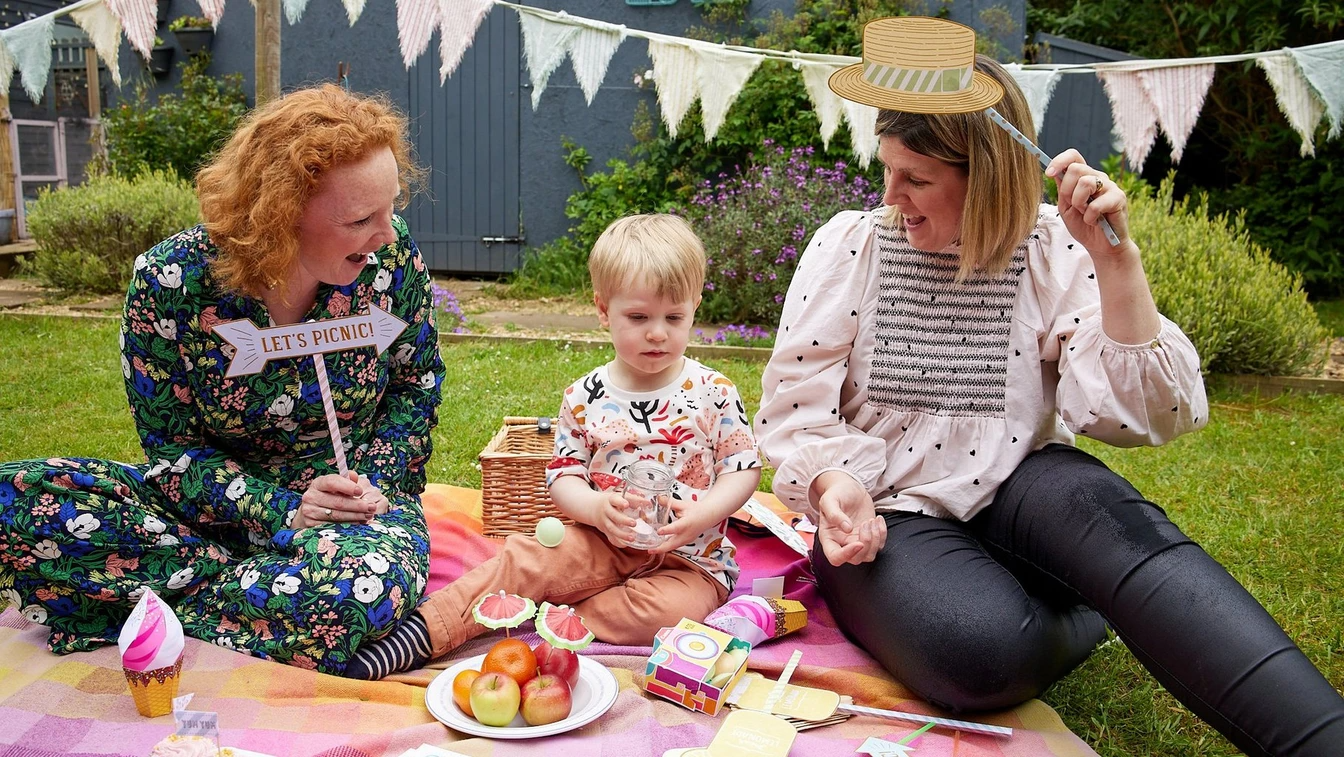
[148, 40, 174, 76]
[174, 28, 213, 59]
[169, 16, 214, 60]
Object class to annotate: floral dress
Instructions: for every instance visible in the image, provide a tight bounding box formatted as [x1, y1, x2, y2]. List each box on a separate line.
[0, 216, 444, 675]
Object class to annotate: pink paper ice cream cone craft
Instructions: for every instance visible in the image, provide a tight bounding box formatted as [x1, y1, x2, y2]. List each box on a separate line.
[703, 595, 807, 646]
[118, 588, 186, 717]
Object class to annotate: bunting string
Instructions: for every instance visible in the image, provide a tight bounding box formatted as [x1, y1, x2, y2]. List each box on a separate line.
[1, 0, 1339, 165]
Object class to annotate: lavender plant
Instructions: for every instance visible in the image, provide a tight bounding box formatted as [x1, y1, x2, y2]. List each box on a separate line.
[430, 283, 469, 334]
[681, 141, 881, 325]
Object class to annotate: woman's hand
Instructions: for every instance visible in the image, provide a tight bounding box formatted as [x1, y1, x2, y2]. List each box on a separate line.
[812, 471, 886, 566]
[356, 474, 390, 515]
[293, 473, 376, 529]
[1046, 150, 1136, 258]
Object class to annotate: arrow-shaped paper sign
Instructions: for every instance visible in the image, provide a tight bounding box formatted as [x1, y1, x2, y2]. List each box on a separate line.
[212, 305, 408, 378]
[211, 306, 410, 477]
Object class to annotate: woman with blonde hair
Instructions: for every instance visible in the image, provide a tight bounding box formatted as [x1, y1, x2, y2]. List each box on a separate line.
[758, 17, 1344, 755]
[0, 84, 444, 675]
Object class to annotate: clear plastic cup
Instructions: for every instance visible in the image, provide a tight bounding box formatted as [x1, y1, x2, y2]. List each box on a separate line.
[620, 460, 674, 549]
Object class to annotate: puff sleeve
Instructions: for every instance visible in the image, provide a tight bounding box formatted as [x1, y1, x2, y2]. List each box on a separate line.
[755, 211, 887, 516]
[1031, 212, 1208, 447]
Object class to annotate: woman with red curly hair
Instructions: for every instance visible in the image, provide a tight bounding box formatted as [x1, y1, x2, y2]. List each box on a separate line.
[0, 85, 444, 675]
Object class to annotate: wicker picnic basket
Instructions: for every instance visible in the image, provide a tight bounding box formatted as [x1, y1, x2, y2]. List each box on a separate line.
[478, 416, 571, 538]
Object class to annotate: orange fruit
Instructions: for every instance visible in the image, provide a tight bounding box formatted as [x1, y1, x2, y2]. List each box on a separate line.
[452, 669, 481, 716]
[481, 638, 538, 687]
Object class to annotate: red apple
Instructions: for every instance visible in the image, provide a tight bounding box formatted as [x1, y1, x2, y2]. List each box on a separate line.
[469, 671, 520, 727]
[520, 673, 573, 726]
[534, 641, 581, 688]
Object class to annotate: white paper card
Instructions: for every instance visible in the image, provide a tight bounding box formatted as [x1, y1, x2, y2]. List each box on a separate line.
[742, 498, 810, 558]
[752, 576, 785, 599]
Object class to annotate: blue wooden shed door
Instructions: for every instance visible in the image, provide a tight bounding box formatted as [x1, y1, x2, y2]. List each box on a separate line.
[404, 9, 522, 274]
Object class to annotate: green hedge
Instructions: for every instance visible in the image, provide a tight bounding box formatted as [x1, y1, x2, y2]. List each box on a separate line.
[1133, 174, 1328, 376]
[23, 171, 201, 294]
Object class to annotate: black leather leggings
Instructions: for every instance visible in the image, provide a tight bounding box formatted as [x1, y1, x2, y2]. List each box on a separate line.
[814, 444, 1344, 756]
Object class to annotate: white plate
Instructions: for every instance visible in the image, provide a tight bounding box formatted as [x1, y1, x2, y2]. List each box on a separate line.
[425, 654, 619, 739]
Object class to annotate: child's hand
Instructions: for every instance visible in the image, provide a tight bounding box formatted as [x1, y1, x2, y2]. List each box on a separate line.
[593, 491, 639, 547]
[648, 499, 709, 554]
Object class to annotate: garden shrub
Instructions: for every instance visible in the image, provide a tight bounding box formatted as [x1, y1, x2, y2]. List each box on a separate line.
[680, 141, 881, 325]
[103, 54, 248, 181]
[23, 171, 200, 294]
[1131, 173, 1328, 376]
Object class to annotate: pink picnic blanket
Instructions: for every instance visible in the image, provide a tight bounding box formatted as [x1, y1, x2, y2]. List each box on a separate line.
[0, 485, 1099, 757]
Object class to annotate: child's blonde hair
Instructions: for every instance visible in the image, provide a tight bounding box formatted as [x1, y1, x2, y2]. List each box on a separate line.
[589, 214, 706, 302]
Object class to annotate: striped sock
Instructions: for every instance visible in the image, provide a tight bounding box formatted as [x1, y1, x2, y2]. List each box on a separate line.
[343, 611, 432, 680]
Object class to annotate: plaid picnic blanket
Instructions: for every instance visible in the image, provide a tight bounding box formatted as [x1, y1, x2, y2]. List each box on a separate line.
[0, 485, 1099, 757]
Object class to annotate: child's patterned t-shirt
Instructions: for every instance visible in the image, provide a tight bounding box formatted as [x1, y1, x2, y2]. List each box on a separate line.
[546, 357, 760, 590]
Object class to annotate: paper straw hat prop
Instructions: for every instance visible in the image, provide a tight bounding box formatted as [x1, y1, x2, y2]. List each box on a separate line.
[829, 16, 1004, 114]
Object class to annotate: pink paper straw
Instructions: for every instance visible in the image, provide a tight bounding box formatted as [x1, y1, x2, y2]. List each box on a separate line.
[312, 353, 348, 476]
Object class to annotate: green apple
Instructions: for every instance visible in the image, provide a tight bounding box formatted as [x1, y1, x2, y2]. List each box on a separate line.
[469, 671, 520, 726]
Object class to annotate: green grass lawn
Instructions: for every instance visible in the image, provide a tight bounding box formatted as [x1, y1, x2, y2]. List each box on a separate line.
[1, 314, 1341, 756]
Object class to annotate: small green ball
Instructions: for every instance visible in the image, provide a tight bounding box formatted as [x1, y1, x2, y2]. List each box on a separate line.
[535, 516, 566, 548]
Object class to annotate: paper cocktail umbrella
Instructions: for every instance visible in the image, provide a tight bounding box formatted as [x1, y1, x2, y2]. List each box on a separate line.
[534, 601, 595, 650]
[472, 590, 537, 637]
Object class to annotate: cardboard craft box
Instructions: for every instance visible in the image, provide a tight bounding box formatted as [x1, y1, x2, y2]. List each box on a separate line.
[643, 618, 751, 716]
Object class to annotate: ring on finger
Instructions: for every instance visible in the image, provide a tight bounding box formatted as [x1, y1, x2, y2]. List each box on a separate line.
[1092, 176, 1104, 196]
[323, 507, 332, 517]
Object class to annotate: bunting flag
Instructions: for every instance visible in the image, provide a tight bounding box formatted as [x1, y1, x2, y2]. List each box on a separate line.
[395, 0, 439, 68]
[1, 0, 1342, 172]
[568, 20, 625, 105]
[1136, 64, 1215, 162]
[70, 0, 124, 85]
[1098, 70, 1160, 169]
[4, 16, 57, 102]
[282, 0, 310, 25]
[694, 45, 760, 141]
[799, 62, 845, 149]
[197, 0, 226, 28]
[438, 0, 492, 81]
[0, 36, 13, 101]
[1003, 63, 1061, 136]
[840, 97, 879, 168]
[104, 0, 156, 59]
[339, 0, 366, 26]
[648, 39, 700, 139]
[1291, 41, 1344, 139]
[1257, 52, 1325, 157]
[519, 9, 578, 109]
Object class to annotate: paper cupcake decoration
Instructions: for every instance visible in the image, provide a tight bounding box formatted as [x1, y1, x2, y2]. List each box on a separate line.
[703, 596, 807, 646]
[118, 588, 186, 717]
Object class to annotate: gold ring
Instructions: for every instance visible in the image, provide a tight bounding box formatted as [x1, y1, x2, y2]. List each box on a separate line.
[1093, 176, 1104, 195]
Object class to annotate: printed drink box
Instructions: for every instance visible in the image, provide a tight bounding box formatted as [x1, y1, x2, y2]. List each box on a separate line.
[644, 618, 751, 716]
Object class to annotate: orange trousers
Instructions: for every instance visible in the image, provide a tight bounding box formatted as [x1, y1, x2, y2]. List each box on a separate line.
[419, 524, 729, 656]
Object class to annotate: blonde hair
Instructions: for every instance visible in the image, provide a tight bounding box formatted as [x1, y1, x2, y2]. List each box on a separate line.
[588, 214, 706, 302]
[876, 55, 1041, 281]
[197, 84, 425, 296]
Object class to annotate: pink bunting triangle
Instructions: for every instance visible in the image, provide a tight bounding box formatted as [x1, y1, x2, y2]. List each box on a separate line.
[438, 0, 492, 82]
[396, 0, 440, 68]
[1137, 64, 1215, 163]
[104, 0, 157, 59]
[1098, 70, 1159, 170]
[196, 0, 226, 28]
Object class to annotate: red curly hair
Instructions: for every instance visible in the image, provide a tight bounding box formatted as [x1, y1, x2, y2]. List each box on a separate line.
[197, 84, 424, 296]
